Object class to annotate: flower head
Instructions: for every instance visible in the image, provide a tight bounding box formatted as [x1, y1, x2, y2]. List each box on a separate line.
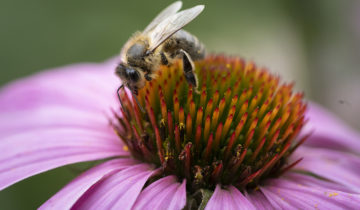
[0, 56, 360, 209]
[115, 55, 307, 191]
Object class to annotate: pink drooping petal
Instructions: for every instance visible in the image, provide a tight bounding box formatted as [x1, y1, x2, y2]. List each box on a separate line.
[0, 58, 120, 113]
[0, 58, 123, 137]
[40, 158, 138, 210]
[205, 185, 256, 210]
[259, 187, 294, 209]
[132, 176, 187, 210]
[293, 146, 360, 193]
[0, 127, 129, 191]
[0, 58, 132, 190]
[261, 178, 360, 209]
[302, 102, 360, 153]
[284, 172, 357, 193]
[72, 164, 158, 210]
[244, 190, 273, 210]
[0, 106, 115, 138]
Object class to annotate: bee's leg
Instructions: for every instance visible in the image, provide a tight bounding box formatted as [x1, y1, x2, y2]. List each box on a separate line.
[117, 84, 130, 117]
[117, 85, 145, 115]
[180, 49, 198, 89]
[160, 52, 169, 65]
[144, 73, 152, 81]
[130, 89, 145, 113]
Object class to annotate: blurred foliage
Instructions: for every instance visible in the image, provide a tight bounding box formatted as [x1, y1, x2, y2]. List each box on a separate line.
[0, 0, 359, 209]
[0, 0, 299, 84]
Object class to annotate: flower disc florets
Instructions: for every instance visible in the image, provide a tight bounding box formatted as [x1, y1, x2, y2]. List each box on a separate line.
[113, 55, 307, 192]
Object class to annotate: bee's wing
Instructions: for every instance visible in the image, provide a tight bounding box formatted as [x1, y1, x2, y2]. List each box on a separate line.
[147, 5, 204, 52]
[143, 1, 183, 33]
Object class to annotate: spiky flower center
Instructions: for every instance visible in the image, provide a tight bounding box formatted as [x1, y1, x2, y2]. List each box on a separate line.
[112, 55, 307, 192]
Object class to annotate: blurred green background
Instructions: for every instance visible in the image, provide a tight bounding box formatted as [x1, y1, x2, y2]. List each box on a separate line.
[1, 0, 360, 209]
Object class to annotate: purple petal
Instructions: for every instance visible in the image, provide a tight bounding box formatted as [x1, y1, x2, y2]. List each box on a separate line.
[40, 158, 137, 210]
[302, 102, 360, 153]
[0, 127, 129, 190]
[72, 164, 158, 210]
[0, 58, 124, 138]
[133, 176, 186, 210]
[0, 106, 118, 138]
[0, 58, 120, 113]
[244, 191, 273, 210]
[0, 58, 132, 190]
[293, 146, 360, 192]
[262, 177, 360, 209]
[285, 172, 356, 193]
[260, 187, 294, 209]
[205, 185, 256, 210]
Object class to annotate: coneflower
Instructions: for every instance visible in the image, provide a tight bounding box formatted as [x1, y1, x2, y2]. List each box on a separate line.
[0, 56, 359, 209]
[115, 55, 307, 193]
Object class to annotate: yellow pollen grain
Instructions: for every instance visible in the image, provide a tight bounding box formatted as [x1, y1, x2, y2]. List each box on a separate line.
[315, 203, 319, 210]
[328, 192, 339, 197]
[123, 145, 129, 151]
[195, 171, 203, 180]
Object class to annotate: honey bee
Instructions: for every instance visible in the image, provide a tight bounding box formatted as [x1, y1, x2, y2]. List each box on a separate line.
[116, 1, 206, 109]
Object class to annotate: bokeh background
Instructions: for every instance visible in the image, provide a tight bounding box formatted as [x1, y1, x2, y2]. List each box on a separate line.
[1, 0, 359, 208]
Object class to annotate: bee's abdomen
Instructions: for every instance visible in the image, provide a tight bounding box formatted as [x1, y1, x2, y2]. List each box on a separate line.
[163, 30, 206, 61]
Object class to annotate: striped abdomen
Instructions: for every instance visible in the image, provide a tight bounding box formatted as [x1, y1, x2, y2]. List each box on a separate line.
[162, 29, 206, 61]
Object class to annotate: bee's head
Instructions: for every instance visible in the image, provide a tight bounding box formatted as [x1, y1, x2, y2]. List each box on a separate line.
[116, 63, 145, 94]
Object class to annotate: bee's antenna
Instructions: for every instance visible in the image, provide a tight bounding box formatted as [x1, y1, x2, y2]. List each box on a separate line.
[131, 92, 146, 113]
